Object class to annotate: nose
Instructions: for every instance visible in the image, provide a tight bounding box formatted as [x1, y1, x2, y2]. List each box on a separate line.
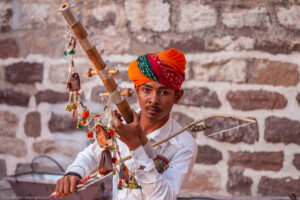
[148, 91, 159, 105]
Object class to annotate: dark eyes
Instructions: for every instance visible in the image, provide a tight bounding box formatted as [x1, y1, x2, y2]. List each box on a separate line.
[141, 87, 169, 95]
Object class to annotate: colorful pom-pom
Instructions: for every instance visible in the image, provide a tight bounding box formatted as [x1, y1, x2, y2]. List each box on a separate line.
[86, 131, 93, 138]
[112, 157, 117, 164]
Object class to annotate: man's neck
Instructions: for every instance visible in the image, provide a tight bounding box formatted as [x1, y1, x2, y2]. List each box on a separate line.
[140, 114, 170, 135]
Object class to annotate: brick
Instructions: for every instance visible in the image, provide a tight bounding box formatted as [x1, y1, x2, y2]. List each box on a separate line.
[5, 62, 43, 84]
[88, 12, 116, 30]
[258, 176, 300, 196]
[277, 6, 300, 30]
[265, 116, 300, 145]
[35, 90, 69, 104]
[48, 112, 78, 133]
[222, 7, 270, 28]
[125, 0, 170, 32]
[293, 154, 300, 170]
[0, 159, 7, 179]
[0, 2, 12, 33]
[226, 167, 253, 195]
[248, 59, 299, 86]
[0, 89, 30, 107]
[20, 2, 65, 29]
[254, 40, 300, 54]
[168, 38, 205, 53]
[192, 59, 247, 83]
[24, 112, 41, 138]
[0, 38, 19, 58]
[177, 2, 216, 32]
[179, 168, 220, 195]
[226, 90, 287, 111]
[0, 136, 27, 157]
[171, 111, 194, 128]
[196, 145, 222, 164]
[297, 93, 300, 105]
[208, 36, 255, 51]
[0, 111, 18, 137]
[33, 139, 75, 157]
[204, 117, 258, 144]
[180, 87, 221, 108]
[228, 151, 284, 171]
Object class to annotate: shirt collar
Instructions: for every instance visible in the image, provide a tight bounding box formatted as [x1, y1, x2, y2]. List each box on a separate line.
[146, 117, 173, 142]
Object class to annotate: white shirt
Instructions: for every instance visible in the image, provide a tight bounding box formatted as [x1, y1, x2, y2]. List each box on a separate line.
[66, 117, 197, 200]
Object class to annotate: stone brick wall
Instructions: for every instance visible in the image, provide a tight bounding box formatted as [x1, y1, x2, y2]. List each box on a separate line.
[0, 0, 300, 197]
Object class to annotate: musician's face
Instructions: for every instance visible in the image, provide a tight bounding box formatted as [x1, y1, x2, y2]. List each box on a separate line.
[136, 81, 183, 122]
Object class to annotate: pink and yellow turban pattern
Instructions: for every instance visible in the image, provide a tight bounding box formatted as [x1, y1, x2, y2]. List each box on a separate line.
[128, 48, 186, 90]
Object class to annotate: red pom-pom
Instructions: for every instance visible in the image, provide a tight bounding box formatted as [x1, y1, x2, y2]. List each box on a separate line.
[86, 131, 94, 138]
[107, 129, 115, 137]
[118, 180, 122, 187]
[112, 157, 117, 163]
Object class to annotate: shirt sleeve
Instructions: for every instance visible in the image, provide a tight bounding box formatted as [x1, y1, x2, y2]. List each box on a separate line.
[130, 141, 197, 200]
[66, 141, 103, 178]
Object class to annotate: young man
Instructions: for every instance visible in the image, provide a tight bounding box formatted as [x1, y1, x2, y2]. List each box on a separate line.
[55, 48, 197, 199]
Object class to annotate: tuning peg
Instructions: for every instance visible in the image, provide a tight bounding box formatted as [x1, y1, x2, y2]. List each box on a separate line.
[107, 69, 119, 74]
[86, 68, 119, 77]
[105, 60, 110, 65]
[71, 3, 76, 8]
[100, 88, 133, 97]
[94, 41, 99, 46]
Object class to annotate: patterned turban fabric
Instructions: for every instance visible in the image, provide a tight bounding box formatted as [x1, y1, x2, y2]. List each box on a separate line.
[128, 48, 186, 90]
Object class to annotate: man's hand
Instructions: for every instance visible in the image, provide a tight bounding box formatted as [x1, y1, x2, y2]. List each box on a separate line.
[55, 175, 79, 198]
[112, 110, 142, 151]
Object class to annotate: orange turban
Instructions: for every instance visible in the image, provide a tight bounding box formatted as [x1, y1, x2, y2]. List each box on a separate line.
[128, 48, 186, 90]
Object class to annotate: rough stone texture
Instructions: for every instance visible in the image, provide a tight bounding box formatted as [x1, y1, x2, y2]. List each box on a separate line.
[176, 2, 216, 32]
[35, 90, 70, 104]
[125, 0, 170, 32]
[248, 59, 299, 86]
[0, 1, 12, 32]
[168, 38, 205, 53]
[196, 145, 222, 164]
[226, 90, 287, 111]
[226, 167, 253, 196]
[180, 87, 221, 108]
[222, 7, 270, 28]
[0, 111, 18, 137]
[0, 159, 6, 179]
[24, 112, 41, 138]
[208, 36, 255, 51]
[258, 176, 300, 196]
[179, 168, 220, 195]
[48, 112, 78, 133]
[277, 6, 300, 30]
[0, 89, 30, 107]
[171, 111, 194, 127]
[191, 59, 248, 83]
[293, 154, 300, 170]
[0, 136, 27, 157]
[254, 40, 300, 55]
[265, 116, 300, 145]
[204, 117, 259, 144]
[33, 140, 75, 157]
[5, 62, 43, 84]
[228, 151, 284, 171]
[0, 38, 19, 58]
[297, 93, 300, 105]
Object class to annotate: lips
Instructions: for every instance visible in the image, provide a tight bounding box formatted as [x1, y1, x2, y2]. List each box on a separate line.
[146, 105, 161, 114]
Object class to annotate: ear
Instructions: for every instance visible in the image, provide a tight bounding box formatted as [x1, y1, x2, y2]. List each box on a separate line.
[174, 89, 184, 104]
